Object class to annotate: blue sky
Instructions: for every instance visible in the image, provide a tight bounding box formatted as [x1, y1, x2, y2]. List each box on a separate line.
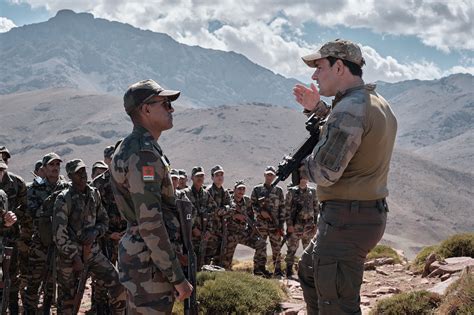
[1, 0, 472, 83]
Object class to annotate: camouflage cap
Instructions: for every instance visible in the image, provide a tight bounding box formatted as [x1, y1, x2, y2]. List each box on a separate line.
[264, 165, 276, 175]
[34, 160, 43, 172]
[234, 180, 246, 189]
[0, 157, 7, 170]
[123, 79, 180, 114]
[0, 146, 11, 159]
[191, 166, 205, 176]
[65, 159, 87, 174]
[211, 165, 224, 176]
[92, 160, 108, 170]
[178, 169, 187, 178]
[302, 39, 365, 68]
[170, 169, 179, 178]
[42, 152, 63, 166]
[103, 145, 115, 159]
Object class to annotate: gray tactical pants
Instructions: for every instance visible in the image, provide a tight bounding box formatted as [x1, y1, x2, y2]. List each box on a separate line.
[298, 200, 388, 314]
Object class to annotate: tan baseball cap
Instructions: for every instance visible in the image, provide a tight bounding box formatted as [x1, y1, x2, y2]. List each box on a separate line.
[123, 79, 180, 114]
[264, 166, 277, 175]
[302, 39, 365, 68]
[42, 152, 63, 166]
[65, 159, 87, 174]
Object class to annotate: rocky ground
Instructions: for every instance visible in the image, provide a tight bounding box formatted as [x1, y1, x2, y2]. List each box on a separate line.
[280, 256, 474, 314]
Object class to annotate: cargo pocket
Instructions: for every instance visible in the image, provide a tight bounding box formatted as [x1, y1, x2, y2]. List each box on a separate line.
[315, 258, 339, 302]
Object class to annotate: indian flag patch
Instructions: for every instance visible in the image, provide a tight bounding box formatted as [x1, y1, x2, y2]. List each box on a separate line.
[142, 166, 155, 181]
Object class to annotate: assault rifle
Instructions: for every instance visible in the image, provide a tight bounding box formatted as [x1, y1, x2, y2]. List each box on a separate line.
[176, 199, 198, 315]
[0, 246, 13, 314]
[271, 113, 324, 188]
[73, 243, 92, 314]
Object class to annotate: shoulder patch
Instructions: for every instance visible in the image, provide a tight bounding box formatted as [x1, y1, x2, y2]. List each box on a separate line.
[142, 166, 155, 182]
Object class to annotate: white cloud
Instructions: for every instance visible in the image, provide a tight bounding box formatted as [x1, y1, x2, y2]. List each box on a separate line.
[7, 0, 474, 82]
[0, 17, 16, 33]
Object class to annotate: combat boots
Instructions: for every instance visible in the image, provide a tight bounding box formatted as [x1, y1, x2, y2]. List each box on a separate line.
[273, 267, 284, 277]
[253, 267, 272, 278]
[286, 264, 294, 278]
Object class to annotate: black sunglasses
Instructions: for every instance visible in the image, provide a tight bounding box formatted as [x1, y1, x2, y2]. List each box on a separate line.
[146, 99, 173, 110]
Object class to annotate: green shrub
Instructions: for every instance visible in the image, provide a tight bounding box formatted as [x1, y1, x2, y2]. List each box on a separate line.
[437, 270, 474, 314]
[174, 271, 286, 314]
[370, 290, 441, 315]
[367, 244, 402, 264]
[437, 233, 474, 259]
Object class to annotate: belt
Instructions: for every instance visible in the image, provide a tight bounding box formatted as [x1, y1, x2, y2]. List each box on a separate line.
[321, 199, 388, 212]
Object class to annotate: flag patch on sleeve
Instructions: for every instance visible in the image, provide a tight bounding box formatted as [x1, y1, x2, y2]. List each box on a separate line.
[142, 166, 155, 181]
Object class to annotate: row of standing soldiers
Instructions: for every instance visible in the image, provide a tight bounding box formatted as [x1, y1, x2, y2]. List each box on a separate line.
[174, 164, 319, 278]
[0, 143, 319, 313]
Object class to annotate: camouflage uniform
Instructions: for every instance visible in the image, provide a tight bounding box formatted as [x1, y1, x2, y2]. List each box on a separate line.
[0, 166, 28, 312]
[206, 182, 232, 266]
[24, 176, 70, 311]
[53, 180, 126, 314]
[222, 193, 267, 270]
[298, 40, 396, 314]
[251, 183, 285, 271]
[284, 186, 318, 268]
[181, 184, 218, 269]
[111, 126, 186, 314]
[91, 169, 127, 312]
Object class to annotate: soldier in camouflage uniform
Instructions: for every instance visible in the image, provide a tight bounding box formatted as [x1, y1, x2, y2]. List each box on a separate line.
[53, 159, 126, 314]
[24, 152, 70, 313]
[283, 176, 318, 277]
[177, 169, 189, 190]
[251, 166, 285, 277]
[0, 187, 18, 301]
[110, 79, 192, 314]
[206, 165, 232, 267]
[91, 146, 127, 314]
[170, 169, 180, 192]
[295, 39, 396, 314]
[91, 160, 109, 180]
[181, 166, 218, 269]
[0, 150, 28, 313]
[221, 180, 267, 272]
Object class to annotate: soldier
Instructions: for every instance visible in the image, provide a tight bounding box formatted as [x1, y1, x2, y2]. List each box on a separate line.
[110, 79, 192, 313]
[177, 169, 189, 190]
[181, 166, 218, 269]
[170, 169, 180, 192]
[33, 160, 45, 182]
[251, 166, 285, 277]
[294, 39, 397, 314]
[24, 152, 70, 313]
[221, 180, 268, 273]
[0, 152, 27, 313]
[91, 161, 109, 180]
[91, 146, 127, 314]
[283, 176, 318, 278]
[0, 146, 10, 165]
[206, 165, 232, 267]
[53, 159, 126, 314]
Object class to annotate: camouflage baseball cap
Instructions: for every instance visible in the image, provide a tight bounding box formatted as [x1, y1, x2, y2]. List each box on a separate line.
[123, 79, 180, 114]
[103, 145, 115, 159]
[42, 152, 63, 166]
[211, 165, 224, 176]
[302, 39, 365, 68]
[234, 180, 246, 189]
[0, 157, 7, 170]
[34, 160, 43, 172]
[65, 159, 87, 174]
[92, 160, 108, 170]
[178, 169, 187, 178]
[191, 166, 205, 176]
[0, 146, 11, 159]
[264, 166, 276, 175]
[170, 169, 179, 178]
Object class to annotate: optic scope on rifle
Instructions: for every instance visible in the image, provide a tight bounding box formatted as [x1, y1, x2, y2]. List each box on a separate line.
[271, 113, 325, 188]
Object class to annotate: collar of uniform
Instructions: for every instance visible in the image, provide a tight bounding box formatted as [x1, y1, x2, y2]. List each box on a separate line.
[1, 171, 14, 185]
[211, 183, 223, 192]
[70, 183, 92, 196]
[191, 185, 203, 194]
[332, 83, 375, 108]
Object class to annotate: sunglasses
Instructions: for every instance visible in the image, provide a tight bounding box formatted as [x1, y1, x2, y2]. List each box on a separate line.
[146, 99, 173, 110]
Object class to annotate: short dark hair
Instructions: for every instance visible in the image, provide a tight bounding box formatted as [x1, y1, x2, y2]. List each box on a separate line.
[327, 56, 363, 77]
